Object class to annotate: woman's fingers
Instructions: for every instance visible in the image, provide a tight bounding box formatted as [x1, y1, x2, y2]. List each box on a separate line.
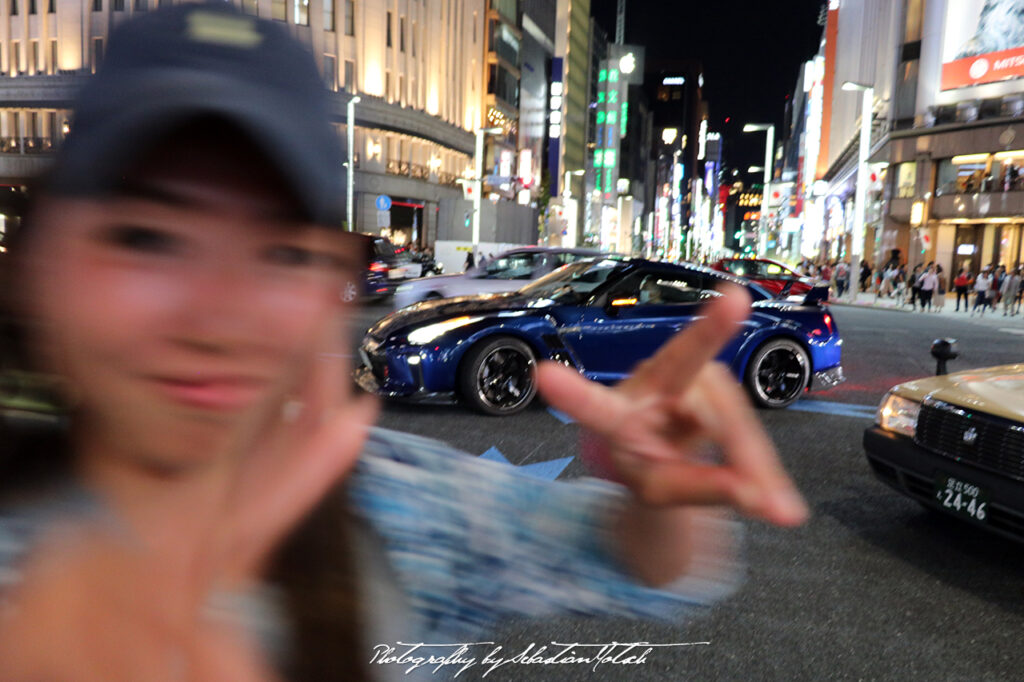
[227, 392, 379, 577]
[698, 365, 809, 526]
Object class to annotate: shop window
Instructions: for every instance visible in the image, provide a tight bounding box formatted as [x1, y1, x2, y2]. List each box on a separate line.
[344, 59, 354, 93]
[271, 0, 285, 21]
[293, 0, 308, 26]
[895, 161, 916, 199]
[323, 0, 333, 31]
[322, 54, 336, 91]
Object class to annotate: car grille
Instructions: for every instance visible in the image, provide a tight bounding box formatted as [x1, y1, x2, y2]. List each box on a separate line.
[914, 399, 1024, 481]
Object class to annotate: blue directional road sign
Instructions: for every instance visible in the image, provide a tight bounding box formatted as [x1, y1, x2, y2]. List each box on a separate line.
[375, 194, 392, 211]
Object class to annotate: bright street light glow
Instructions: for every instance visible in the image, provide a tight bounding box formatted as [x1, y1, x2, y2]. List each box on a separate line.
[619, 53, 636, 75]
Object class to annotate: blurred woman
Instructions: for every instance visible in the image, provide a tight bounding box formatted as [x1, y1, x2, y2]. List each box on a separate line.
[0, 5, 806, 681]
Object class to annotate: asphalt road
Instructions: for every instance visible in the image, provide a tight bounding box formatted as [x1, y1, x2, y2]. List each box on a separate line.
[352, 301, 1024, 682]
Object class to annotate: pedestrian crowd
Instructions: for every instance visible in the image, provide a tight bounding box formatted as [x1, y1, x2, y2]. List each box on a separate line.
[796, 256, 1024, 316]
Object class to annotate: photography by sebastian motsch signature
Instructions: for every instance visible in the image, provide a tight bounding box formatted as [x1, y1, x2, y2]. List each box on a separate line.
[369, 640, 710, 677]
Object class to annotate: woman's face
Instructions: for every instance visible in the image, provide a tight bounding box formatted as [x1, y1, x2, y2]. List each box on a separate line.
[19, 140, 359, 471]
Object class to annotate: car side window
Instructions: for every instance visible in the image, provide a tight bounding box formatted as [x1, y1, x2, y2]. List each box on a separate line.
[606, 271, 707, 306]
[482, 253, 536, 280]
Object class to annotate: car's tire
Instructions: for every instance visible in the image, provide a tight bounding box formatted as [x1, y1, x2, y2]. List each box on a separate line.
[458, 336, 537, 416]
[744, 338, 810, 409]
[424, 292, 444, 300]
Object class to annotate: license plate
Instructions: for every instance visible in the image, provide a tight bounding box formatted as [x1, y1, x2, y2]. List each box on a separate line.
[934, 474, 989, 522]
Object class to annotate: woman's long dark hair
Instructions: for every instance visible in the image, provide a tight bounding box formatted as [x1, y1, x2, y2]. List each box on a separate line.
[0, 152, 368, 682]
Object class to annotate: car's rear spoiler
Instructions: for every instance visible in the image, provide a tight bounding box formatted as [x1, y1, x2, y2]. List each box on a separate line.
[801, 285, 830, 306]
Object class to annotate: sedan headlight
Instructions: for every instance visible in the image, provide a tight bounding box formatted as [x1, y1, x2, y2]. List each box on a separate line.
[877, 392, 921, 437]
[407, 316, 483, 345]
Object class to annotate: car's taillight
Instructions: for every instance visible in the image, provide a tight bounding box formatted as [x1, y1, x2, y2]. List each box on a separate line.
[369, 262, 388, 273]
[823, 314, 833, 335]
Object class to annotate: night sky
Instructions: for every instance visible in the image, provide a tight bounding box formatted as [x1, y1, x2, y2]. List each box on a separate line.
[591, 0, 826, 170]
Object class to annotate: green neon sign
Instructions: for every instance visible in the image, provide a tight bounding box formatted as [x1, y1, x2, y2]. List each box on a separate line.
[598, 69, 607, 82]
[621, 102, 628, 137]
[596, 110, 606, 125]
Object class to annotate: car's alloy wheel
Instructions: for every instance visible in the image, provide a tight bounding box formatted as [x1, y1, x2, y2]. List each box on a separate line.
[460, 337, 537, 416]
[745, 338, 810, 408]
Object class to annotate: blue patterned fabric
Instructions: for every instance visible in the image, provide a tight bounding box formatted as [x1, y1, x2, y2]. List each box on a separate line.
[350, 428, 743, 640]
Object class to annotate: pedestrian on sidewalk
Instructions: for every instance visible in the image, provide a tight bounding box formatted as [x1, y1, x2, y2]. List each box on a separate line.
[934, 264, 947, 312]
[953, 268, 971, 312]
[1002, 266, 1021, 316]
[918, 265, 938, 312]
[972, 266, 994, 316]
[860, 260, 872, 293]
[1013, 267, 1024, 315]
[835, 260, 849, 298]
[907, 264, 923, 310]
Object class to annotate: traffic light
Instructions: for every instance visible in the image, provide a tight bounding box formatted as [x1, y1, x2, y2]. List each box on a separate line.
[464, 211, 471, 228]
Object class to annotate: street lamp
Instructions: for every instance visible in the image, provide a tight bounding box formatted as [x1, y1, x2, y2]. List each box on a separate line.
[842, 80, 874, 301]
[743, 123, 775, 256]
[346, 95, 360, 232]
[472, 126, 503, 249]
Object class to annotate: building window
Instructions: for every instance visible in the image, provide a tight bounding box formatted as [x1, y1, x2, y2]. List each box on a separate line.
[10, 41, 19, 74]
[49, 39, 57, 73]
[411, 21, 416, 56]
[344, 0, 353, 36]
[47, 0, 53, 11]
[241, 0, 257, 15]
[30, 41, 39, 73]
[323, 54, 336, 90]
[386, 11, 392, 47]
[344, 59, 354, 93]
[92, 37, 103, 71]
[385, 70, 391, 101]
[323, 0, 334, 31]
[92, 0, 101, 11]
[112, 0, 124, 11]
[9, 0, 17, 16]
[293, 0, 308, 25]
[134, 0, 147, 10]
[27, 0, 35, 15]
[398, 75, 403, 103]
[399, 16, 405, 52]
[48, 111, 56, 141]
[271, 0, 285, 21]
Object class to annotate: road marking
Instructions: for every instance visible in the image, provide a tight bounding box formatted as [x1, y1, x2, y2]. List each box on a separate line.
[479, 446, 574, 481]
[791, 399, 877, 420]
[546, 407, 576, 424]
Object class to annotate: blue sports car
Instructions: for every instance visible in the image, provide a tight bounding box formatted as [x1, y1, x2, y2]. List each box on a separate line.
[355, 257, 844, 416]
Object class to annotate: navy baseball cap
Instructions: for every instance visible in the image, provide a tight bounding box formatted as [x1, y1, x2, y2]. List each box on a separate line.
[48, 2, 344, 226]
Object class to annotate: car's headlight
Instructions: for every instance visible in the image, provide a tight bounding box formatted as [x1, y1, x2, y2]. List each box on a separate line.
[877, 392, 921, 437]
[407, 316, 482, 345]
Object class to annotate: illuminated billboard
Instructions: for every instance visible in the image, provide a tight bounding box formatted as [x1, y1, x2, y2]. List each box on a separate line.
[941, 0, 1024, 91]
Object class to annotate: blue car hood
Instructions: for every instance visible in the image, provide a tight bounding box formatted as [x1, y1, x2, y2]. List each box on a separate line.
[368, 292, 539, 339]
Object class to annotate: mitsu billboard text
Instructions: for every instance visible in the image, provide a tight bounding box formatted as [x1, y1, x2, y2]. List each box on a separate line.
[941, 0, 1024, 91]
